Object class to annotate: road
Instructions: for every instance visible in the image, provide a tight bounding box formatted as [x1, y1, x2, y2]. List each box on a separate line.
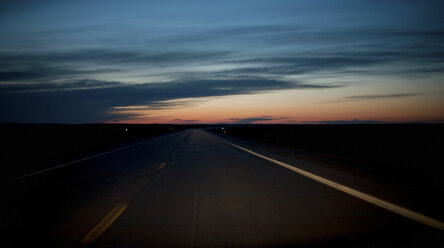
[1, 129, 443, 247]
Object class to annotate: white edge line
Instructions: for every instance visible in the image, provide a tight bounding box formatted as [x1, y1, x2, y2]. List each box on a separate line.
[3, 140, 151, 184]
[224, 141, 444, 231]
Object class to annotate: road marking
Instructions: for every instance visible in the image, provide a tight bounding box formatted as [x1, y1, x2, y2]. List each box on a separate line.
[81, 203, 128, 244]
[224, 141, 444, 231]
[157, 162, 167, 170]
[191, 181, 199, 247]
[3, 139, 152, 183]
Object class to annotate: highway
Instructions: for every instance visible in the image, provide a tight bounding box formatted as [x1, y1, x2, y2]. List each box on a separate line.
[1, 129, 443, 247]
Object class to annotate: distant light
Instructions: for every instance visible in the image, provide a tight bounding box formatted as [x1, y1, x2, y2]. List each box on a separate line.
[222, 127, 224, 130]
[125, 129, 128, 132]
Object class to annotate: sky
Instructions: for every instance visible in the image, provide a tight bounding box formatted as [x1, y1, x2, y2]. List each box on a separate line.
[1, 0, 444, 124]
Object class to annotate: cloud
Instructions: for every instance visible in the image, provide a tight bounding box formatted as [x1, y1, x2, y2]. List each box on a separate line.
[159, 24, 301, 44]
[340, 93, 424, 102]
[172, 119, 197, 123]
[229, 116, 291, 124]
[0, 65, 96, 83]
[0, 49, 231, 83]
[202, 26, 444, 78]
[0, 79, 121, 92]
[0, 49, 230, 67]
[219, 56, 378, 76]
[3, 24, 444, 85]
[0, 78, 337, 94]
[303, 119, 383, 124]
[220, 48, 444, 77]
[2, 21, 443, 124]
[0, 78, 336, 123]
[1, 24, 443, 93]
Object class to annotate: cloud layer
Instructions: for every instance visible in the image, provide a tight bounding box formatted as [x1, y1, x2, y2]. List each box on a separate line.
[1, 1, 444, 123]
[342, 93, 424, 102]
[0, 79, 336, 123]
[228, 116, 291, 124]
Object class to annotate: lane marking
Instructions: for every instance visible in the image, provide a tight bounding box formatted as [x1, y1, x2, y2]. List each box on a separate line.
[81, 203, 128, 244]
[3, 139, 153, 184]
[157, 162, 167, 170]
[191, 181, 199, 247]
[224, 141, 444, 231]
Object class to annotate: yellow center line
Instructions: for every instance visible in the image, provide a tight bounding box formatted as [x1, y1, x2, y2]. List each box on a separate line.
[81, 203, 128, 244]
[157, 162, 167, 170]
[190, 182, 199, 247]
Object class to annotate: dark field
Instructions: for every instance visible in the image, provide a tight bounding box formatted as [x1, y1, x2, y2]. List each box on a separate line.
[212, 124, 444, 188]
[0, 124, 190, 181]
[2, 123, 443, 187]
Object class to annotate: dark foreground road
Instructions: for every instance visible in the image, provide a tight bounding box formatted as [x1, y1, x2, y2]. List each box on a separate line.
[1, 129, 443, 247]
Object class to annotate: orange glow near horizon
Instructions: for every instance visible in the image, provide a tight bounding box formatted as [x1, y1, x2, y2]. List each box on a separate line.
[106, 88, 444, 124]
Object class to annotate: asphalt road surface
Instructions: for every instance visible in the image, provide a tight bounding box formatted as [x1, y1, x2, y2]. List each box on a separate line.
[1, 129, 443, 247]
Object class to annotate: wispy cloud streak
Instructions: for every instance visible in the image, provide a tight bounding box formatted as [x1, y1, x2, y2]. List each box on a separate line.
[0, 78, 337, 123]
[339, 93, 424, 102]
[229, 116, 291, 124]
